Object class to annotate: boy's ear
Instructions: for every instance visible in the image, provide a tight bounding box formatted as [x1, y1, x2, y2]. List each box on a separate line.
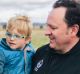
[25, 36, 31, 44]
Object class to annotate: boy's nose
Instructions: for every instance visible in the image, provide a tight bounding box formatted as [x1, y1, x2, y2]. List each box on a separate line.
[10, 36, 15, 40]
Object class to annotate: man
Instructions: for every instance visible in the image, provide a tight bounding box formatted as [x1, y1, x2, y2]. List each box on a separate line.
[31, 0, 80, 74]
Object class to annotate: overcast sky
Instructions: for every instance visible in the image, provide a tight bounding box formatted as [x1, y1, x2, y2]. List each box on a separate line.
[0, 0, 57, 23]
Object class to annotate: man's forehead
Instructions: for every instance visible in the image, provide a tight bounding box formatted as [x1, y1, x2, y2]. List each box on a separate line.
[48, 7, 67, 20]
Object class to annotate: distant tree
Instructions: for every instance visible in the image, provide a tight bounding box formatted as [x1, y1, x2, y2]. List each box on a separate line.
[3, 25, 6, 29]
[0, 22, 7, 29]
[40, 25, 43, 29]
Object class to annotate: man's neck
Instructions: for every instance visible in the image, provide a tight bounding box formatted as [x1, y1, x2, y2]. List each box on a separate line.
[57, 37, 80, 54]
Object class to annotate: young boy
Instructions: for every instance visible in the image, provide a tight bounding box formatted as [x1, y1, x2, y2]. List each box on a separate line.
[0, 16, 35, 74]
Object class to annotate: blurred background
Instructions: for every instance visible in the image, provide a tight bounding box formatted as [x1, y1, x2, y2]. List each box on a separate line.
[0, 0, 57, 49]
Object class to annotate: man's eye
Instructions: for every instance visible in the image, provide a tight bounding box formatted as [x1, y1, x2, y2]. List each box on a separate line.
[51, 27, 57, 30]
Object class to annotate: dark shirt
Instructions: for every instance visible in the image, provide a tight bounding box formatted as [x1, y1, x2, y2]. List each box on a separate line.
[31, 40, 80, 74]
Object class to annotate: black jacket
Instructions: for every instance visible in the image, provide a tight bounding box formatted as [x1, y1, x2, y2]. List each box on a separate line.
[31, 40, 80, 74]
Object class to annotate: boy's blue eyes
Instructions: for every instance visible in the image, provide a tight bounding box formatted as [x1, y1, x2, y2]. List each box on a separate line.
[5, 32, 26, 39]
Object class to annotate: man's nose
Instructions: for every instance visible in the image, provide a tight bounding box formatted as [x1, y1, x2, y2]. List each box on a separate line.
[44, 27, 51, 36]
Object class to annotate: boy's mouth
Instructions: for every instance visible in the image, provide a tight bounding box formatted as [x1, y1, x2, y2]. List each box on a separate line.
[8, 42, 16, 45]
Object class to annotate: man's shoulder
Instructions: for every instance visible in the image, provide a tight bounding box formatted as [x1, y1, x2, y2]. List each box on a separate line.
[34, 44, 50, 57]
[37, 44, 49, 52]
[32, 44, 50, 62]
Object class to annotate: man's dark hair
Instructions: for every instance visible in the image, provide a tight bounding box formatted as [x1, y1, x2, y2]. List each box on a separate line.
[53, 0, 80, 37]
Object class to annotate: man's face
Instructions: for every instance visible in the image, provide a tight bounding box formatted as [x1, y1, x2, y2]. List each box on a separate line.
[45, 7, 73, 51]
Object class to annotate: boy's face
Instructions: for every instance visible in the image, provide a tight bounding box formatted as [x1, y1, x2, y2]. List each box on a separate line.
[6, 29, 30, 50]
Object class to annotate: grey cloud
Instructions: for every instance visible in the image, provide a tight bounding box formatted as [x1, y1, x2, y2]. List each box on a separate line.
[0, 0, 54, 10]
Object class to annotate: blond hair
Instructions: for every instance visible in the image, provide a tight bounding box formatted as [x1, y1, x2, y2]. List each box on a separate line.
[6, 15, 32, 38]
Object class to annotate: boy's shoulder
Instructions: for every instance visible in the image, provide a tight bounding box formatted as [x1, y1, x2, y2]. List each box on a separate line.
[26, 42, 35, 53]
[0, 38, 3, 43]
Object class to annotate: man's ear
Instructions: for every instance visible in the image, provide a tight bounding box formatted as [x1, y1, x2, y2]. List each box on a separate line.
[71, 24, 79, 36]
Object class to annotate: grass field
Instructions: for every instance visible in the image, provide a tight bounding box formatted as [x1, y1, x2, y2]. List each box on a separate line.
[0, 27, 49, 50]
[32, 29, 49, 49]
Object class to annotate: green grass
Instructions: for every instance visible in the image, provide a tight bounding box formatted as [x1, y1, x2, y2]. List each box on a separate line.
[0, 27, 49, 50]
[32, 29, 49, 49]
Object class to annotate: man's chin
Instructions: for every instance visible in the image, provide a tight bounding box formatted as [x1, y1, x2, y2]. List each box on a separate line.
[49, 43, 55, 49]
